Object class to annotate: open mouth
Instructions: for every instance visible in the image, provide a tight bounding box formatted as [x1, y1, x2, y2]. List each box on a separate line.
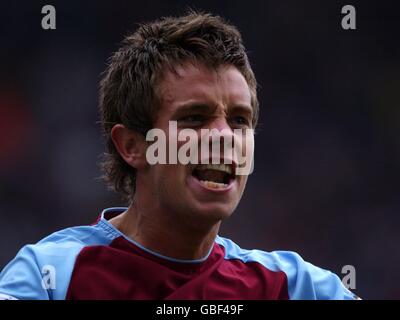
[191, 163, 235, 189]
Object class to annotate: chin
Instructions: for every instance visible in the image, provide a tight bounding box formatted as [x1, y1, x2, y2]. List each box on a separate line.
[189, 201, 237, 222]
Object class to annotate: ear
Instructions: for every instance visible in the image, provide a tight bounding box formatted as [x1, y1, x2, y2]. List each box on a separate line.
[111, 124, 147, 170]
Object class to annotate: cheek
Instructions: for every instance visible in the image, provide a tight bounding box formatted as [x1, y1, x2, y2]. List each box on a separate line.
[156, 163, 187, 186]
[155, 165, 189, 205]
[237, 175, 249, 192]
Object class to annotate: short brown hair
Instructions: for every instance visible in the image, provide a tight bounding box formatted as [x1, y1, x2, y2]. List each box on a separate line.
[99, 11, 259, 200]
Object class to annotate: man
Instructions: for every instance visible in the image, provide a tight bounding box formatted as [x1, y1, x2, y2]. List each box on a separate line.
[0, 12, 357, 300]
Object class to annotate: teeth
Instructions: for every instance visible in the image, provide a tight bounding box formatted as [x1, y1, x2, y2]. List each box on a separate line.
[196, 163, 233, 174]
[199, 180, 229, 189]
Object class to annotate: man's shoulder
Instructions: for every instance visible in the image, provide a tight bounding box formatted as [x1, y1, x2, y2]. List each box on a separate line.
[37, 222, 114, 249]
[216, 235, 357, 300]
[21, 222, 113, 258]
[216, 235, 305, 269]
[0, 222, 116, 300]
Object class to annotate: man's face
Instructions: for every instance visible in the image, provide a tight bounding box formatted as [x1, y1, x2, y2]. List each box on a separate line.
[140, 62, 254, 224]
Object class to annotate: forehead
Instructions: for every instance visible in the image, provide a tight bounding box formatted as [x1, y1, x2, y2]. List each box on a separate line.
[157, 62, 252, 110]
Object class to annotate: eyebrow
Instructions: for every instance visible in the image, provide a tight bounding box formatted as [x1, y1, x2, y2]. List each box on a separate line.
[171, 103, 218, 119]
[172, 102, 253, 119]
[229, 104, 253, 118]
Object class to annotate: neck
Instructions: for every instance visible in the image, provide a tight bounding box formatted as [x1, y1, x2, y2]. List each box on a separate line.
[109, 200, 220, 261]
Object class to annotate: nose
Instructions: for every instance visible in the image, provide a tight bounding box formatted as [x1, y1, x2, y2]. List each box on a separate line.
[210, 116, 232, 132]
[203, 116, 235, 163]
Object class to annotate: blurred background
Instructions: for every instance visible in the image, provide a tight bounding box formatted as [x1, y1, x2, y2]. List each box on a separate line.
[0, 0, 399, 299]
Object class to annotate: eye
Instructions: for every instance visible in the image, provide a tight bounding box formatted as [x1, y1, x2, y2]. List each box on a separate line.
[178, 114, 205, 127]
[230, 116, 250, 128]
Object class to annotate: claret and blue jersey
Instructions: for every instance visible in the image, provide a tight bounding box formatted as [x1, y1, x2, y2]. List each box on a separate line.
[0, 207, 357, 300]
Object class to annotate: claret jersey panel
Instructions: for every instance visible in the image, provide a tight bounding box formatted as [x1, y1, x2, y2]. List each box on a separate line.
[0, 208, 357, 300]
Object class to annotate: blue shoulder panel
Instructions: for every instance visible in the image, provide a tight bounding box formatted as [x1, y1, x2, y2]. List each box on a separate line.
[0, 221, 117, 300]
[215, 236, 356, 300]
